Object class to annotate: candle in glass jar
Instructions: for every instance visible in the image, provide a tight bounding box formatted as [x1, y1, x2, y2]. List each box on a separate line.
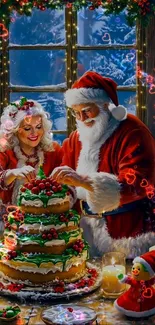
[102, 264, 125, 293]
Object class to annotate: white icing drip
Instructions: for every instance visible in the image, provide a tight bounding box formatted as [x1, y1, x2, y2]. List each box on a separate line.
[18, 221, 75, 232]
[2, 251, 87, 274]
[21, 196, 69, 207]
[18, 233, 82, 247]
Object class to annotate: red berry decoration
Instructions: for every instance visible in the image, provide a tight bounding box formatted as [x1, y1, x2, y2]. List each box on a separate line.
[57, 185, 62, 191]
[39, 183, 45, 190]
[27, 184, 33, 190]
[46, 191, 52, 196]
[52, 186, 57, 192]
[73, 239, 84, 253]
[12, 250, 17, 256]
[31, 187, 39, 194]
[67, 307, 73, 312]
[21, 187, 26, 192]
[45, 182, 51, 188]
[47, 233, 52, 240]
[42, 233, 47, 240]
[52, 232, 58, 239]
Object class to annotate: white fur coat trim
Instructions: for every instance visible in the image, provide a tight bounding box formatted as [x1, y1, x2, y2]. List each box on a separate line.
[80, 217, 155, 258]
[86, 172, 121, 213]
[65, 88, 109, 107]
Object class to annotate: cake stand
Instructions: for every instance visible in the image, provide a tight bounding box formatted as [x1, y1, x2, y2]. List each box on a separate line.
[0, 262, 102, 301]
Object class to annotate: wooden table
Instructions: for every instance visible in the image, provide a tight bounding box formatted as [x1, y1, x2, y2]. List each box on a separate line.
[0, 269, 155, 325]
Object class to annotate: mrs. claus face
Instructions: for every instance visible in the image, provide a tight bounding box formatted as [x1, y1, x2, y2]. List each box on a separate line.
[17, 115, 44, 148]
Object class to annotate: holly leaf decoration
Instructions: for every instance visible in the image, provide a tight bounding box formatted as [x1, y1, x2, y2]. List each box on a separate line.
[19, 97, 27, 106]
[37, 165, 46, 180]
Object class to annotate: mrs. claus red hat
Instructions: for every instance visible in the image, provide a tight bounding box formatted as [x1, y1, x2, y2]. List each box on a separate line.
[133, 250, 155, 277]
[65, 71, 127, 121]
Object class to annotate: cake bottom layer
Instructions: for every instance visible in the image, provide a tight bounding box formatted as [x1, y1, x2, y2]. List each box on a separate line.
[0, 261, 86, 285]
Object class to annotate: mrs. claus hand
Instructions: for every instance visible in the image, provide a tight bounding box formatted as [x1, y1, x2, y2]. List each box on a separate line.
[51, 166, 83, 187]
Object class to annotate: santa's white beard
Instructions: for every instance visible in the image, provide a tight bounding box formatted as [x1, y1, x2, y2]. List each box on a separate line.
[76, 110, 110, 144]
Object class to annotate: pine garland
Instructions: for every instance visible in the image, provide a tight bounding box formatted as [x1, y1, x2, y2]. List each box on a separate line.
[0, 0, 155, 27]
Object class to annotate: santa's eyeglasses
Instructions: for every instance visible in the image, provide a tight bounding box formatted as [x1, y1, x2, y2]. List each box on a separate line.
[69, 106, 93, 119]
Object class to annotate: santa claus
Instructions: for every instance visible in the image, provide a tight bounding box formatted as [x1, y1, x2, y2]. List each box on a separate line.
[52, 71, 155, 258]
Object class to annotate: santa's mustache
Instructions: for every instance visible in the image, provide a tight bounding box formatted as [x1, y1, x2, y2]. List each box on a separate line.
[84, 117, 96, 124]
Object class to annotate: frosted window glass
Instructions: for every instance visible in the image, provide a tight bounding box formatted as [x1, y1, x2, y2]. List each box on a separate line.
[10, 9, 65, 45]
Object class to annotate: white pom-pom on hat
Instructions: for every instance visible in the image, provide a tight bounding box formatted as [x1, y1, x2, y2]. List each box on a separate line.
[108, 104, 127, 121]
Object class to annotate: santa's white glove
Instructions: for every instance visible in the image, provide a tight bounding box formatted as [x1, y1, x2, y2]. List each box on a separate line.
[51, 166, 86, 187]
[5, 166, 36, 185]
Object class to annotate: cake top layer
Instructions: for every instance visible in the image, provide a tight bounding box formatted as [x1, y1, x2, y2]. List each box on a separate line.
[18, 176, 71, 207]
[42, 305, 97, 325]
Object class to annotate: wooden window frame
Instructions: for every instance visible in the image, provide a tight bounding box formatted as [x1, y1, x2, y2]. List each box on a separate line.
[0, 9, 147, 137]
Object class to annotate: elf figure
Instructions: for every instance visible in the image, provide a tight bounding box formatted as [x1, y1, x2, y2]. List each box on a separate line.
[114, 250, 155, 318]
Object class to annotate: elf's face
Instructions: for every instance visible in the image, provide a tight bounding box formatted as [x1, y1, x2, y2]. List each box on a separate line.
[131, 262, 151, 281]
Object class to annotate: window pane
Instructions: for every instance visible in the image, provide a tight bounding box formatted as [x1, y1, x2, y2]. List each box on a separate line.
[10, 9, 65, 45]
[118, 91, 136, 115]
[9, 50, 66, 87]
[78, 49, 136, 86]
[78, 8, 136, 46]
[53, 133, 67, 145]
[9, 92, 67, 131]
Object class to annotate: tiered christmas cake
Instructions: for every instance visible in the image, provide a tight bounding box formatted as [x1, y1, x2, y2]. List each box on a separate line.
[0, 168, 101, 297]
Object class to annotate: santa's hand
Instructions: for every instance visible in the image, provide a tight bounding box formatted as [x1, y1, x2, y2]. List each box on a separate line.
[5, 166, 36, 185]
[51, 166, 84, 187]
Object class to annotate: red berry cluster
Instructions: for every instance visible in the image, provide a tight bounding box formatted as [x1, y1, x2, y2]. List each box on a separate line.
[9, 101, 34, 118]
[33, 0, 48, 11]
[76, 278, 95, 288]
[136, 0, 151, 15]
[72, 239, 84, 253]
[1, 312, 6, 318]
[59, 212, 73, 223]
[13, 210, 24, 223]
[21, 177, 62, 195]
[7, 283, 24, 292]
[88, 268, 98, 278]
[76, 269, 98, 289]
[42, 228, 58, 240]
[53, 280, 65, 293]
[4, 221, 11, 230]
[7, 251, 17, 260]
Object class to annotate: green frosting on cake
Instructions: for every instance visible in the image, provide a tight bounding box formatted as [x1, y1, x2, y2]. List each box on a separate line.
[18, 185, 68, 208]
[17, 229, 81, 247]
[0, 241, 89, 268]
[8, 209, 80, 228]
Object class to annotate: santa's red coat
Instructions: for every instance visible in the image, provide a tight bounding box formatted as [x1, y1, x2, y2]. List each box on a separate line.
[61, 114, 155, 256]
[0, 142, 63, 205]
[114, 276, 155, 317]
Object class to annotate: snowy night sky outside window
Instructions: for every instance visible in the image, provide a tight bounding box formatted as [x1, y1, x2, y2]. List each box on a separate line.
[6, 7, 136, 143]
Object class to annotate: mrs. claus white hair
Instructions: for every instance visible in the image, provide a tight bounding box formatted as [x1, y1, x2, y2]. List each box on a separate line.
[0, 99, 53, 152]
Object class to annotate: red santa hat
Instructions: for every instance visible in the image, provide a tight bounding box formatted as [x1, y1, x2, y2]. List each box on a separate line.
[133, 250, 155, 277]
[65, 71, 127, 121]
